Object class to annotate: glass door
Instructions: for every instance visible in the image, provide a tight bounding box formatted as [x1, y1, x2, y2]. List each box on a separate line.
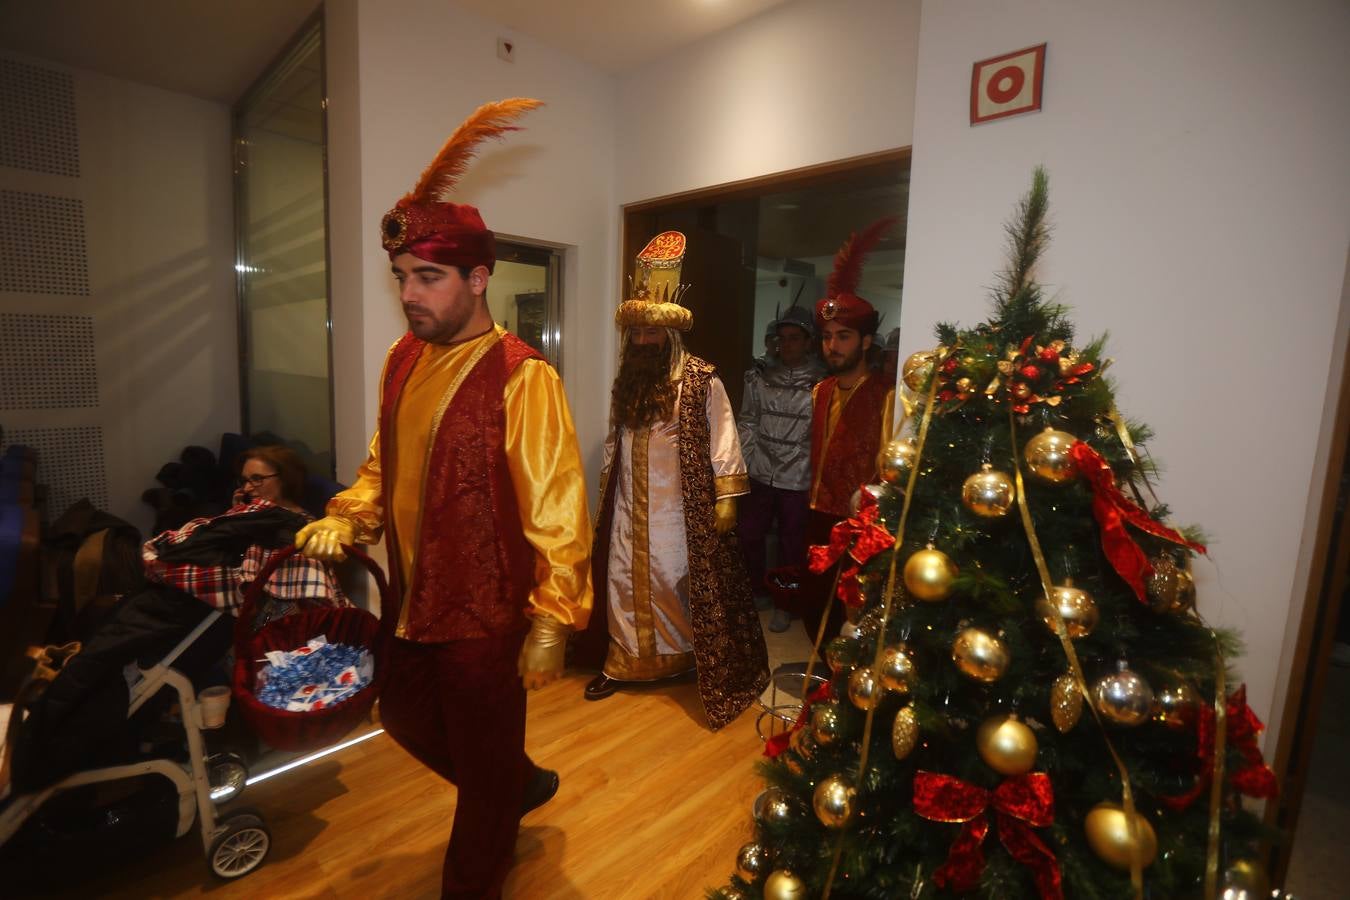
[491, 239, 563, 372]
[233, 17, 333, 476]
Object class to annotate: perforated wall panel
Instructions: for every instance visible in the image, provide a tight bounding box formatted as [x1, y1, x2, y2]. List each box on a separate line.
[0, 190, 90, 295]
[3, 426, 107, 514]
[0, 313, 98, 409]
[0, 58, 79, 178]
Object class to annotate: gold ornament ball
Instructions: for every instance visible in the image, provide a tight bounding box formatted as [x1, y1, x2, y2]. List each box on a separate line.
[1221, 859, 1271, 898]
[813, 774, 857, 829]
[1153, 680, 1200, 729]
[903, 546, 958, 602]
[892, 705, 919, 759]
[848, 483, 890, 515]
[825, 636, 859, 673]
[961, 464, 1016, 518]
[811, 702, 845, 745]
[1023, 428, 1078, 484]
[902, 349, 937, 392]
[879, 438, 919, 486]
[719, 886, 749, 900]
[952, 627, 1011, 683]
[735, 841, 772, 882]
[975, 714, 1039, 776]
[763, 869, 809, 900]
[1093, 664, 1155, 727]
[753, 788, 796, 826]
[1050, 672, 1084, 733]
[1083, 802, 1158, 870]
[1147, 556, 1197, 615]
[879, 644, 917, 694]
[1035, 583, 1100, 639]
[847, 666, 882, 710]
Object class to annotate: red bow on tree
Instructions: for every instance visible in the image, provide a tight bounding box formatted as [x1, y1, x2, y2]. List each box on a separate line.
[913, 771, 1063, 900]
[764, 681, 833, 758]
[807, 490, 895, 607]
[1160, 684, 1278, 811]
[1068, 442, 1207, 604]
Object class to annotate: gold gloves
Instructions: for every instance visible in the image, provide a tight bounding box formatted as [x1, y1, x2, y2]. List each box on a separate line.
[518, 612, 570, 690]
[714, 496, 737, 535]
[295, 515, 357, 561]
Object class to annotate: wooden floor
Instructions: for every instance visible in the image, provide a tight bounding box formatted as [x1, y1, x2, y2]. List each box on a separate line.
[29, 671, 767, 899]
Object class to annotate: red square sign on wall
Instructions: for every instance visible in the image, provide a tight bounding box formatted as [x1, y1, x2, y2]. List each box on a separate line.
[970, 44, 1046, 125]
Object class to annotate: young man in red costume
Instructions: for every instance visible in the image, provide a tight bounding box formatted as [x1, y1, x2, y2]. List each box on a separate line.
[804, 219, 896, 643]
[295, 99, 592, 899]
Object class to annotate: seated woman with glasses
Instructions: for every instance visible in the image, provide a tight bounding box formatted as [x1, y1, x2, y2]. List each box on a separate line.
[143, 445, 348, 624]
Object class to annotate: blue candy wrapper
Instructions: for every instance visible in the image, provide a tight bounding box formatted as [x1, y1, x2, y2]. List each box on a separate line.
[255, 635, 374, 712]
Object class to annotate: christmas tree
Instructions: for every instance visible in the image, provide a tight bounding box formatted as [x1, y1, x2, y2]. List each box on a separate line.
[714, 169, 1278, 900]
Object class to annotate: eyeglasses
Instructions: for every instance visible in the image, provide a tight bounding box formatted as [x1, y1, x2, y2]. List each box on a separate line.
[236, 473, 280, 488]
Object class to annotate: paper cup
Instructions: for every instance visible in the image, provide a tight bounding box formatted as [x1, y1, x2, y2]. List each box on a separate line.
[198, 685, 231, 729]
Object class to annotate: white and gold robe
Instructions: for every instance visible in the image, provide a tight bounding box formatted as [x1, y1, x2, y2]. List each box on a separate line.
[601, 375, 749, 681]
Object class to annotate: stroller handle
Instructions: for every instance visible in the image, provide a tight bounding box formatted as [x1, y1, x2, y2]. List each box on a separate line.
[235, 543, 394, 646]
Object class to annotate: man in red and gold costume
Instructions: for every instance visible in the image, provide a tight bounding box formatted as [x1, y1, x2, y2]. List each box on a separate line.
[805, 219, 897, 642]
[574, 232, 768, 730]
[295, 99, 592, 899]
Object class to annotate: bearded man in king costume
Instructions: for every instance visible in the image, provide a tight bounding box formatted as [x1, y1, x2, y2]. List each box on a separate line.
[574, 232, 768, 730]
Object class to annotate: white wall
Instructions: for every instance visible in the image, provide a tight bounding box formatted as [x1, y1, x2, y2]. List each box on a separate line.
[902, 0, 1350, 739]
[0, 51, 237, 535]
[326, 0, 920, 490]
[617, 0, 921, 203]
[324, 0, 618, 488]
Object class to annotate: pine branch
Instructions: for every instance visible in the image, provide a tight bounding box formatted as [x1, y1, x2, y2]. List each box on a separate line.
[995, 165, 1051, 319]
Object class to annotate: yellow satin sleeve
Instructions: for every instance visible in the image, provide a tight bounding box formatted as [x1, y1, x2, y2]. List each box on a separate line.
[503, 359, 594, 628]
[326, 425, 386, 544]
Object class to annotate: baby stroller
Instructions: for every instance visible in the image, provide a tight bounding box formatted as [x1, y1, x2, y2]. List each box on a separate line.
[1, 546, 387, 885]
[0, 606, 271, 880]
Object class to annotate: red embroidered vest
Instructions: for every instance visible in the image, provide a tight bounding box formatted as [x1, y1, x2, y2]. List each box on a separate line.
[810, 374, 890, 518]
[379, 330, 542, 642]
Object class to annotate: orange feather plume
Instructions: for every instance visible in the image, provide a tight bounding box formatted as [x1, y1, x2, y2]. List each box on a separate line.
[827, 216, 897, 299]
[406, 97, 543, 203]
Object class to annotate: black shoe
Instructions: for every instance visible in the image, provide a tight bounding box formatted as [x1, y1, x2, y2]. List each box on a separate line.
[521, 767, 559, 816]
[584, 674, 619, 701]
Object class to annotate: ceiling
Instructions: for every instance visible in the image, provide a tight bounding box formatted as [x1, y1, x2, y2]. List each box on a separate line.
[0, 0, 790, 105]
[0, 0, 320, 104]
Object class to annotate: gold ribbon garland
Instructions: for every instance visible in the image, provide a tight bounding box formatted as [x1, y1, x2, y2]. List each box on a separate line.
[1109, 405, 1230, 893]
[1009, 409, 1145, 898]
[1206, 641, 1227, 898]
[821, 348, 948, 900]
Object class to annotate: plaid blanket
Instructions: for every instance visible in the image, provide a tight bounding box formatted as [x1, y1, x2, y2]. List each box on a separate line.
[142, 500, 347, 614]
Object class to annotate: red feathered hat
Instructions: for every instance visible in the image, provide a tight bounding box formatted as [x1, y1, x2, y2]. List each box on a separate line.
[815, 217, 896, 335]
[380, 98, 542, 273]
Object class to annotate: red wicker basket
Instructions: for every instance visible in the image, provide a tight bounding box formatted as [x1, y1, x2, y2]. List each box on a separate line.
[231, 544, 392, 752]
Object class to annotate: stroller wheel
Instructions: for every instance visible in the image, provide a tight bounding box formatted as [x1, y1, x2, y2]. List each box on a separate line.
[208, 810, 270, 879]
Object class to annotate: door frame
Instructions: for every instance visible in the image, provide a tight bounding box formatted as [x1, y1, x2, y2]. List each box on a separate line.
[1266, 248, 1350, 886]
[620, 148, 912, 304]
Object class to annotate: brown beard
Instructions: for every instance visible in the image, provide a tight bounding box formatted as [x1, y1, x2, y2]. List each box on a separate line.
[611, 342, 677, 430]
